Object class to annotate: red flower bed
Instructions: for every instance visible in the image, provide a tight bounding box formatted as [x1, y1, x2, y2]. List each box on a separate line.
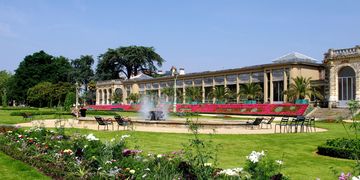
[86, 103, 308, 116]
[176, 104, 308, 116]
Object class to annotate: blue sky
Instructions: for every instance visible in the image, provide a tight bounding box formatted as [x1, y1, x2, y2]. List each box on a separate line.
[0, 0, 359, 73]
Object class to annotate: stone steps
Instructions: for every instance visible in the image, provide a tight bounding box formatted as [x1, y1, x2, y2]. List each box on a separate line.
[310, 107, 351, 120]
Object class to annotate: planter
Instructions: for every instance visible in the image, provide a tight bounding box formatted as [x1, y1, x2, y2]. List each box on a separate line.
[295, 99, 309, 104]
[244, 100, 257, 104]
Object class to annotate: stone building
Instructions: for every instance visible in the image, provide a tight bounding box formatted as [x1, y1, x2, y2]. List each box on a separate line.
[95, 45, 360, 108]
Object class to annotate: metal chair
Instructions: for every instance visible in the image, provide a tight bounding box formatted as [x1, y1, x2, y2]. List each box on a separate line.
[261, 117, 275, 129]
[95, 116, 113, 131]
[114, 115, 130, 130]
[274, 117, 288, 133]
[246, 117, 264, 129]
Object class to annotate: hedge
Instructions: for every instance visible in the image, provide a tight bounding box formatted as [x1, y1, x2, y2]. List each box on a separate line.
[10, 111, 71, 116]
[317, 138, 360, 159]
[86, 110, 118, 116]
[0, 107, 39, 111]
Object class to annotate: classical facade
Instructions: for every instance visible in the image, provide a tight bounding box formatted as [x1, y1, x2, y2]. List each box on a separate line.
[96, 45, 360, 108]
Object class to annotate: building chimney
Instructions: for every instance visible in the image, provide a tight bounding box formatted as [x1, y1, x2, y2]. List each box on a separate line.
[179, 68, 185, 75]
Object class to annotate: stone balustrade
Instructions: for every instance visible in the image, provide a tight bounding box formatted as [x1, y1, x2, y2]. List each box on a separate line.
[325, 45, 360, 59]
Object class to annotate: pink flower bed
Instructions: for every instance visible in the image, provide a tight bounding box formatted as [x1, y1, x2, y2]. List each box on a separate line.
[86, 103, 308, 116]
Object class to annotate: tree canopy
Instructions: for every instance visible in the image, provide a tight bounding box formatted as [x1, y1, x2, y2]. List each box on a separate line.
[71, 55, 94, 91]
[9, 51, 72, 102]
[96, 46, 165, 80]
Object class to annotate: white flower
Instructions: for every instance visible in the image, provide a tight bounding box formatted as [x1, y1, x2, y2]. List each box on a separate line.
[156, 154, 163, 158]
[142, 174, 147, 178]
[63, 149, 73, 155]
[110, 138, 115, 142]
[275, 160, 283, 165]
[121, 134, 130, 140]
[218, 169, 239, 176]
[144, 168, 150, 171]
[86, 134, 99, 141]
[7, 131, 12, 133]
[129, 169, 135, 174]
[233, 167, 243, 173]
[246, 150, 265, 163]
[105, 160, 112, 164]
[204, 163, 212, 167]
[353, 176, 360, 180]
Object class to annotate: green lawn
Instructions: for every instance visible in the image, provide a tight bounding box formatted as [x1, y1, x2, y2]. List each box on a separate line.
[65, 122, 354, 179]
[0, 109, 356, 179]
[0, 151, 49, 180]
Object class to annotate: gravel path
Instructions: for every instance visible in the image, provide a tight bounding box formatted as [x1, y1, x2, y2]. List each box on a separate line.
[16, 118, 327, 135]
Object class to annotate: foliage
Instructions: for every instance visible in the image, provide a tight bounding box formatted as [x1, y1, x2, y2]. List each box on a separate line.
[9, 110, 71, 116]
[84, 80, 97, 105]
[0, 70, 11, 106]
[185, 87, 202, 103]
[126, 93, 140, 104]
[9, 51, 72, 102]
[112, 91, 123, 104]
[318, 138, 360, 159]
[0, 107, 38, 110]
[64, 92, 76, 111]
[70, 55, 94, 92]
[27, 82, 74, 107]
[208, 86, 234, 104]
[86, 110, 118, 116]
[96, 46, 165, 80]
[284, 76, 323, 101]
[238, 82, 263, 101]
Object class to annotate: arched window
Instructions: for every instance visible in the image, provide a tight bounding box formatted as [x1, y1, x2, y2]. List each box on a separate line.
[338, 66, 356, 106]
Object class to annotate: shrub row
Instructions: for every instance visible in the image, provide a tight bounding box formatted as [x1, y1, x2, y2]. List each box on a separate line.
[86, 110, 118, 116]
[10, 111, 71, 116]
[317, 138, 360, 159]
[0, 107, 39, 110]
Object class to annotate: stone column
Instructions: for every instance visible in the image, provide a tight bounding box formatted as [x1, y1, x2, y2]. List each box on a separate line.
[202, 79, 205, 103]
[96, 89, 100, 105]
[212, 77, 216, 104]
[103, 89, 107, 105]
[263, 71, 268, 103]
[182, 81, 186, 104]
[356, 64, 360, 101]
[283, 69, 288, 103]
[328, 62, 337, 108]
[270, 70, 274, 104]
[236, 75, 240, 103]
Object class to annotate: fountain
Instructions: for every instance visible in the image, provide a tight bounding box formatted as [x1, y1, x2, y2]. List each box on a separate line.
[139, 95, 169, 121]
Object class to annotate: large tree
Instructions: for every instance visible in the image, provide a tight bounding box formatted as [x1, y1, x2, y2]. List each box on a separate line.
[0, 70, 12, 106]
[9, 51, 72, 103]
[96, 46, 165, 80]
[284, 76, 323, 102]
[71, 55, 94, 91]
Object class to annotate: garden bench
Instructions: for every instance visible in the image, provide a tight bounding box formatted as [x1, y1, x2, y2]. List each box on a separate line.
[95, 116, 113, 131]
[22, 113, 33, 121]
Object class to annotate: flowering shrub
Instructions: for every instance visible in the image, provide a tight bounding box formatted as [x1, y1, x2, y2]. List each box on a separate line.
[0, 125, 289, 179]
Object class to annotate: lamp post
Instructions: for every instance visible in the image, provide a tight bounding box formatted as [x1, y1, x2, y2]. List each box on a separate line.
[75, 82, 79, 118]
[173, 72, 178, 113]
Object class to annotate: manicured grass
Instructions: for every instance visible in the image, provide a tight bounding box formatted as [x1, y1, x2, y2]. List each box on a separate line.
[65, 122, 354, 179]
[0, 151, 49, 180]
[0, 109, 356, 179]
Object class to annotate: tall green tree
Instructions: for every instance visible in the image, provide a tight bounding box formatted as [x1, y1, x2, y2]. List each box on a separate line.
[284, 76, 323, 102]
[238, 83, 263, 101]
[96, 46, 165, 80]
[9, 51, 72, 103]
[27, 82, 54, 107]
[0, 70, 11, 106]
[71, 55, 94, 91]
